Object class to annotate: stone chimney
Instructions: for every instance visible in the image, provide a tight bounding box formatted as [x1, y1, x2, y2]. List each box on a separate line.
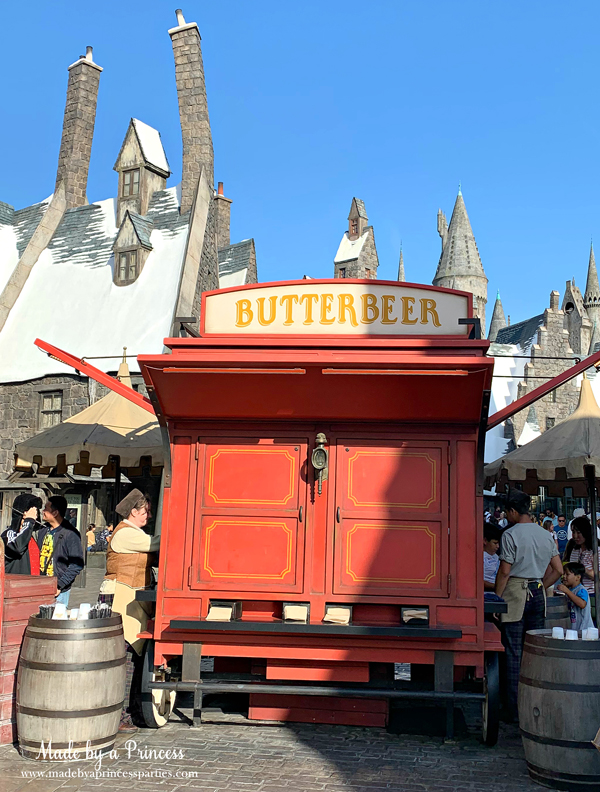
[215, 182, 232, 249]
[55, 46, 102, 209]
[550, 290, 560, 311]
[169, 9, 214, 213]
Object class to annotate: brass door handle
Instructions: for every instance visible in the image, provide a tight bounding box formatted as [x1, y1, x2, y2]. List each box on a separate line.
[299, 506, 303, 523]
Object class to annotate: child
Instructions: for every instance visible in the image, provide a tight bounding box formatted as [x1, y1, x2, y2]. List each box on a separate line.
[557, 561, 594, 632]
[483, 522, 501, 591]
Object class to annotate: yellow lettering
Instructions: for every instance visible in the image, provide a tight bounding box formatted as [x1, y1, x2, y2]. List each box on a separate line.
[320, 293, 335, 324]
[381, 295, 397, 324]
[361, 293, 379, 324]
[300, 293, 319, 324]
[401, 296, 418, 325]
[420, 298, 441, 326]
[280, 294, 298, 325]
[338, 294, 358, 326]
[256, 296, 277, 326]
[235, 299, 253, 327]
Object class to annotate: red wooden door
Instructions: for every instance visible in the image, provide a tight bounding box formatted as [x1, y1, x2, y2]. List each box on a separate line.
[332, 439, 449, 597]
[189, 437, 308, 593]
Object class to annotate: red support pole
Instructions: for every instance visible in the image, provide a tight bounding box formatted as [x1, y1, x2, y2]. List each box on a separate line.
[487, 350, 600, 430]
[34, 338, 154, 414]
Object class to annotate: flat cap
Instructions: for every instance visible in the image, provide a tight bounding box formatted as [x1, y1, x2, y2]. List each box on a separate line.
[116, 488, 145, 518]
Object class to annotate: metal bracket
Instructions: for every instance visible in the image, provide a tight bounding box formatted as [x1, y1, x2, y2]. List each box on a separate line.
[175, 316, 200, 338]
[458, 317, 482, 340]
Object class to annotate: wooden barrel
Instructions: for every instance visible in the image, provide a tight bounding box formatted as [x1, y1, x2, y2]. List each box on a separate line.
[545, 595, 570, 630]
[519, 629, 600, 790]
[16, 615, 126, 760]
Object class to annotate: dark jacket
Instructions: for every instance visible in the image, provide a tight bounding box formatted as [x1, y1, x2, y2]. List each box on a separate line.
[1, 518, 37, 575]
[37, 520, 84, 591]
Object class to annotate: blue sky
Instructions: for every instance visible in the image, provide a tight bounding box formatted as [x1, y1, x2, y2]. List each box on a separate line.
[2, 1, 599, 328]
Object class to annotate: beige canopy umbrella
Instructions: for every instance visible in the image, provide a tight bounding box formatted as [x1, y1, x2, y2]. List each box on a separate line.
[485, 376, 600, 495]
[14, 361, 162, 470]
[485, 375, 600, 606]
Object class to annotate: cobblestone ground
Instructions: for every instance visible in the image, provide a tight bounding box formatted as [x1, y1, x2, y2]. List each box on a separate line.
[0, 562, 536, 792]
[0, 715, 534, 792]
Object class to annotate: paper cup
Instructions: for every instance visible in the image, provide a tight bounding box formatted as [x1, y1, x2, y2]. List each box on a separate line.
[565, 629, 578, 640]
[583, 627, 599, 640]
[52, 603, 67, 620]
[552, 627, 565, 639]
[69, 608, 79, 620]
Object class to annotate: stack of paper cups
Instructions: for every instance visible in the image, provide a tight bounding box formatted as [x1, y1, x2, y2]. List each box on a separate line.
[565, 629, 578, 640]
[52, 603, 68, 620]
[552, 626, 565, 639]
[78, 603, 91, 620]
[583, 627, 599, 640]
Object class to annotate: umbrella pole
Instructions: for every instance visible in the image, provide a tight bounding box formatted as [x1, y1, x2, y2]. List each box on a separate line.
[584, 465, 600, 625]
[113, 455, 121, 526]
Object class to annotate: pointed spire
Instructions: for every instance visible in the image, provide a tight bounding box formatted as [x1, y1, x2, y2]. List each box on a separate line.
[397, 243, 405, 282]
[584, 241, 600, 305]
[457, 182, 462, 197]
[433, 189, 488, 331]
[488, 290, 507, 342]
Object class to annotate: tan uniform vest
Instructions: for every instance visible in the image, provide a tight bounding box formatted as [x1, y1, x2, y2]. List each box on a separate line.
[105, 521, 157, 589]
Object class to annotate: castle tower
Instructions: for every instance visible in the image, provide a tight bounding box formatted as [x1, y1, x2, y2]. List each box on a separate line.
[397, 245, 405, 282]
[55, 47, 102, 209]
[433, 188, 488, 333]
[488, 290, 507, 342]
[169, 8, 214, 213]
[583, 242, 600, 329]
[333, 198, 379, 279]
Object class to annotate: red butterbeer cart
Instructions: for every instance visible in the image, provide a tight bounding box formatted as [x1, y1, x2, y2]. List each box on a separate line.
[128, 278, 503, 742]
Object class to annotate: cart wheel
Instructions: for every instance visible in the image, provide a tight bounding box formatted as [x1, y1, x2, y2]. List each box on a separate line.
[140, 640, 176, 728]
[482, 651, 500, 746]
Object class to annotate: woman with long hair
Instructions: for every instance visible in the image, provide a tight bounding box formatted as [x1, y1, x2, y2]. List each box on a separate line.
[563, 515, 596, 595]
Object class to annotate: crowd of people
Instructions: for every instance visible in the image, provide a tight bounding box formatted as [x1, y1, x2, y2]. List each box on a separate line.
[1, 488, 158, 734]
[483, 491, 599, 721]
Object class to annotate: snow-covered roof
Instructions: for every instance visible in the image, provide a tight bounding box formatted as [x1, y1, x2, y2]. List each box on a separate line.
[485, 341, 529, 462]
[495, 313, 544, 349]
[218, 239, 254, 289]
[334, 231, 368, 264]
[132, 119, 170, 176]
[0, 187, 188, 383]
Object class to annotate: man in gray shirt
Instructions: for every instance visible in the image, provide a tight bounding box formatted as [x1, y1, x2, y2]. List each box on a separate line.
[495, 490, 562, 720]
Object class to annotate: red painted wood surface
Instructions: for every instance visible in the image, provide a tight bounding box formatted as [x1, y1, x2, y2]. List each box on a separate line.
[0, 575, 56, 744]
[248, 693, 388, 727]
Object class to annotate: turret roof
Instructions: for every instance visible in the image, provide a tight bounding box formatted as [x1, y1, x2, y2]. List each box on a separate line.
[488, 291, 507, 342]
[397, 247, 405, 282]
[433, 191, 486, 282]
[584, 242, 600, 306]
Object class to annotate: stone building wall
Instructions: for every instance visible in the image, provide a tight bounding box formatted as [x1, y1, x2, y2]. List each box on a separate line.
[191, 197, 219, 322]
[509, 292, 580, 443]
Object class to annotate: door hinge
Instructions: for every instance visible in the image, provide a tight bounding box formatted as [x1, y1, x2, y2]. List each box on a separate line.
[447, 573, 451, 592]
[187, 566, 193, 587]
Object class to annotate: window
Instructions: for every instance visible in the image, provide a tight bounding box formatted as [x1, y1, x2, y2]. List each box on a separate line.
[350, 219, 358, 235]
[122, 169, 140, 197]
[117, 250, 138, 284]
[338, 268, 346, 279]
[551, 389, 557, 403]
[365, 268, 371, 279]
[40, 391, 62, 428]
[546, 417, 555, 430]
